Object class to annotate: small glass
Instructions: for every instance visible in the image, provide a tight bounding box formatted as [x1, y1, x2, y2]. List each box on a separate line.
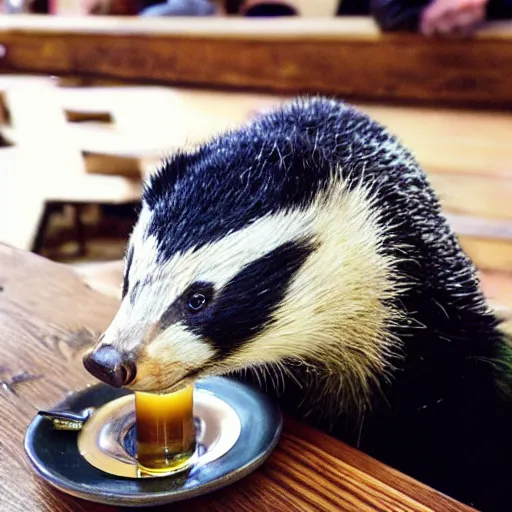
[135, 384, 196, 475]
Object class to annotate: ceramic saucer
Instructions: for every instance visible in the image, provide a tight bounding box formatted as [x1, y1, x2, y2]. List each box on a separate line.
[24, 376, 282, 507]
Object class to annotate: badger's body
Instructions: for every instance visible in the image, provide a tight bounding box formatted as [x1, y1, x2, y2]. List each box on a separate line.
[84, 98, 512, 511]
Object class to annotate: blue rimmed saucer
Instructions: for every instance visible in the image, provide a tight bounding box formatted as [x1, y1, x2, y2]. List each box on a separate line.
[24, 377, 282, 507]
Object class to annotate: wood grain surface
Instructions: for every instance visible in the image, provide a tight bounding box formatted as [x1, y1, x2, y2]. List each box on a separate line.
[0, 243, 475, 512]
[1, 17, 512, 108]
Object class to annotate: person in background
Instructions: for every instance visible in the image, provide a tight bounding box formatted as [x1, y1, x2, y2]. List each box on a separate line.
[237, 0, 369, 17]
[370, 0, 512, 35]
[78, 0, 219, 15]
[140, 0, 217, 16]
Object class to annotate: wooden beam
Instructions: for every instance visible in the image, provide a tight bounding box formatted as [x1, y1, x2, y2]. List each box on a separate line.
[1, 17, 512, 108]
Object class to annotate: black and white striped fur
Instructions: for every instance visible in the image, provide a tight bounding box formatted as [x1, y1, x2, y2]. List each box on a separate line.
[98, 97, 512, 511]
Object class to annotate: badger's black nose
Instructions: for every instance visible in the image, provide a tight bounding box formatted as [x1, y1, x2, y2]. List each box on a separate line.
[82, 345, 136, 388]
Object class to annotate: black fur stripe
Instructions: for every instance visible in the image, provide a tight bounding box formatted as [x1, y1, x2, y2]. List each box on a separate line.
[145, 123, 330, 263]
[122, 245, 134, 299]
[187, 239, 315, 358]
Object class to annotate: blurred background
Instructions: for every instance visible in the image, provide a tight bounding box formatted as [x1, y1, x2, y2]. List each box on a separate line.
[0, 0, 511, 326]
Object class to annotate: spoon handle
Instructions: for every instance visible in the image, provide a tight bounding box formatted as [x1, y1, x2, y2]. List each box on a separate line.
[38, 408, 94, 431]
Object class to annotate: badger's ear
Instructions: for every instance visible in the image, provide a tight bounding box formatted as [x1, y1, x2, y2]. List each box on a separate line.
[143, 150, 201, 210]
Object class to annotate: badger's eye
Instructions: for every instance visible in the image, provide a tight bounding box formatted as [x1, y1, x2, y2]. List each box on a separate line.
[183, 282, 214, 314]
[187, 292, 208, 312]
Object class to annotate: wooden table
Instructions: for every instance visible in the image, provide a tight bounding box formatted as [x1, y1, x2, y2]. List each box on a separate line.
[0, 243, 476, 512]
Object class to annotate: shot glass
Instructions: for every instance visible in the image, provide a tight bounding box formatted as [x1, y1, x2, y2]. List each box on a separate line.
[135, 384, 196, 475]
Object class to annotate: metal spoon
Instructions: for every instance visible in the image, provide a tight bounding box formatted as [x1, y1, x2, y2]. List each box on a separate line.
[38, 407, 96, 431]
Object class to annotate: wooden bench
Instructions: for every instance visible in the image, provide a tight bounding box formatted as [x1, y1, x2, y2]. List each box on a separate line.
[1, 16, 512, 108]
[0, 76, 142, 252]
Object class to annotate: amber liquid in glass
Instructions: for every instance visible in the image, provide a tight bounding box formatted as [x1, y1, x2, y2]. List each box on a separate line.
[135, 384, 196, 475]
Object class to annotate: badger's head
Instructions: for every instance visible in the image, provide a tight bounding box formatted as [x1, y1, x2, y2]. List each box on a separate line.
[83, 98, 406, 408]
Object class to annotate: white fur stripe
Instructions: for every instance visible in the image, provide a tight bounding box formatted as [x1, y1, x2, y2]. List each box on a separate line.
[152, 208, 316, 302]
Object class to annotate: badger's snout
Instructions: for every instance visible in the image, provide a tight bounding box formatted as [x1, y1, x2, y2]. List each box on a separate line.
[82, 345, 137, 388]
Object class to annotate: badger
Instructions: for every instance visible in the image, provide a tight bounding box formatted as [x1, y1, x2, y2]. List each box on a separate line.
[83, 97, 512, 511]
